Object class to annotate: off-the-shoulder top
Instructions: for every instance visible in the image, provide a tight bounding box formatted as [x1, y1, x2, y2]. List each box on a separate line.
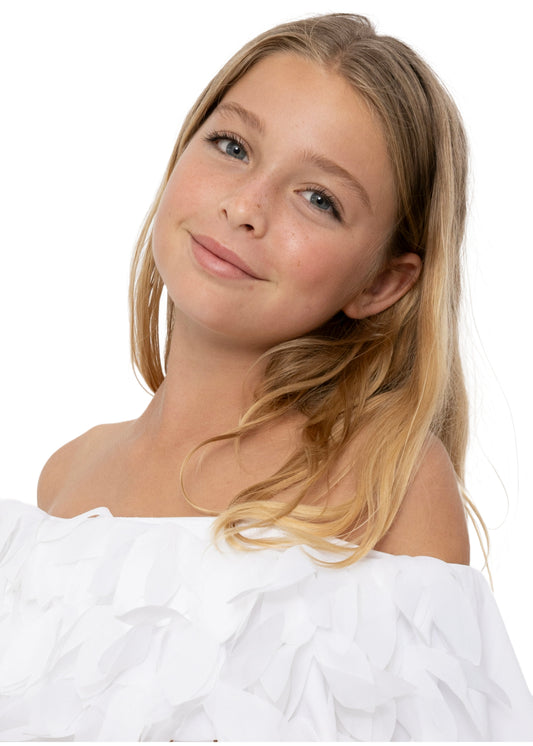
[0, 499, 532, 741]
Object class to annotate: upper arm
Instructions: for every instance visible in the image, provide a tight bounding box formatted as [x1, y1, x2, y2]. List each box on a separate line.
[374, 436, 470, 565]
[37, 428, 98, 513]
[37, 440, 76, 512]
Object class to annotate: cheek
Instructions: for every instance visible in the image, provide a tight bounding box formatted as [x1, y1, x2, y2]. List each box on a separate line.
[156, 151, 215, 223]
[152, 167, 204, 263]
[282, 232, 370, 298]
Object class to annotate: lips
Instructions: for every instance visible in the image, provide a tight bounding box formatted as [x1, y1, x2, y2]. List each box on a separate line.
[191, 234, 262, 280]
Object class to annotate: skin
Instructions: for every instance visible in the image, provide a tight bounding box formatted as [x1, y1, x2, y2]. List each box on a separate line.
[38, 53, 469, 564]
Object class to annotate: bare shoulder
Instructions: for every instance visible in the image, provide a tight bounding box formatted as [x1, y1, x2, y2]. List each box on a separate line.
[37, 423, 124, 513]
[374, 435, 470, 565]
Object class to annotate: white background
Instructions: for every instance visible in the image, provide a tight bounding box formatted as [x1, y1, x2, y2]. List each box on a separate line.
[1, 0, 532, 688]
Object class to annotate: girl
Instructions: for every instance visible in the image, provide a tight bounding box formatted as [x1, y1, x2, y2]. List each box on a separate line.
[1, 12, 532, 741]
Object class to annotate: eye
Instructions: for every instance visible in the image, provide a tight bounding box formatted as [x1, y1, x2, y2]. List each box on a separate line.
[217, 138, 247, 160]
[205, 131, 249, 161]
[301, 188, 341, 220]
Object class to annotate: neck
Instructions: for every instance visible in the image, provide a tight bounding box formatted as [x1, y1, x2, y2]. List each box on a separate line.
[135, 318, 268, 449]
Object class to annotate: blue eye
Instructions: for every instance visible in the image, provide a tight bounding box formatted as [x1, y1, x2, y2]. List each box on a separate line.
[205, 131, 249, 161]
[219, 138, 247, 160]
[309, 191, 332, 211]
[301, 189, 340, 219]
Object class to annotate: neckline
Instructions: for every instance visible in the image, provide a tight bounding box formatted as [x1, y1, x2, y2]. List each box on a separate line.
[111, 515, 216, 521]
[38, 505, 217, 522]
[24, 503, 476, 572]
[91, 509, 216, 522]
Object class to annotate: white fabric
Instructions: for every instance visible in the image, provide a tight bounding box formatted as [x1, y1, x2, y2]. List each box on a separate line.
[0, 499, 532, 741]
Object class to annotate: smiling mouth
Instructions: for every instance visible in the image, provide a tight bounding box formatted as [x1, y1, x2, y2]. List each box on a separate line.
[191, 234, 263, 280]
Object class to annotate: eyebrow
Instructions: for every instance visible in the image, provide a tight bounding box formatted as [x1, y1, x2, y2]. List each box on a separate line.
[215, 102, 265, 135]
[301, 150, 372, 212]
[214, 101, 373, 212]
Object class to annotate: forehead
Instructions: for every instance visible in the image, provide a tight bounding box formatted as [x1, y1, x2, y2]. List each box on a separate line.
[222, 52, 369, 123]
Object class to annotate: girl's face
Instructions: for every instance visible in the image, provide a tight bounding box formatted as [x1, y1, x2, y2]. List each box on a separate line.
[153, 53, 403, 352]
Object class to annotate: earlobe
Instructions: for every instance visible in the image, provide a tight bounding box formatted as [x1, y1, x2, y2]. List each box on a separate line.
[343, 252, 422, 320]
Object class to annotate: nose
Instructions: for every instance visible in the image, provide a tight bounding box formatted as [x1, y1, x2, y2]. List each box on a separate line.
[219, 177, 268, 237]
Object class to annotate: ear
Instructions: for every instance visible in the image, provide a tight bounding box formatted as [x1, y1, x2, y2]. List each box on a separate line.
[343, 252, 422, 320]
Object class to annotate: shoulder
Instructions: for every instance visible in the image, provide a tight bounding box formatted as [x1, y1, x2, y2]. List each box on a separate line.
[37, 424, 118, 513]
[374, 435, 470, 565]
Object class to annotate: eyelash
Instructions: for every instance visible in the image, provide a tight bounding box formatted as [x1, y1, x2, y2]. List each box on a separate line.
[203, 129, 342, 221]
[302, 185, 342, 221]
[204, 129, 248, 159]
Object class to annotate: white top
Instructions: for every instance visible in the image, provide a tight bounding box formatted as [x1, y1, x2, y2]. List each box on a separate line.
[0, 499, 532, 741]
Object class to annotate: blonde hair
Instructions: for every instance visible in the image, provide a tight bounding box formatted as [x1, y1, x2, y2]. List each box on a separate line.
[129, 13, 488, 566]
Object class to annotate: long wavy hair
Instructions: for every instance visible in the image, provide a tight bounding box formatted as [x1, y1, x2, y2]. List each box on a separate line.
[129, 13, 488, 566]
